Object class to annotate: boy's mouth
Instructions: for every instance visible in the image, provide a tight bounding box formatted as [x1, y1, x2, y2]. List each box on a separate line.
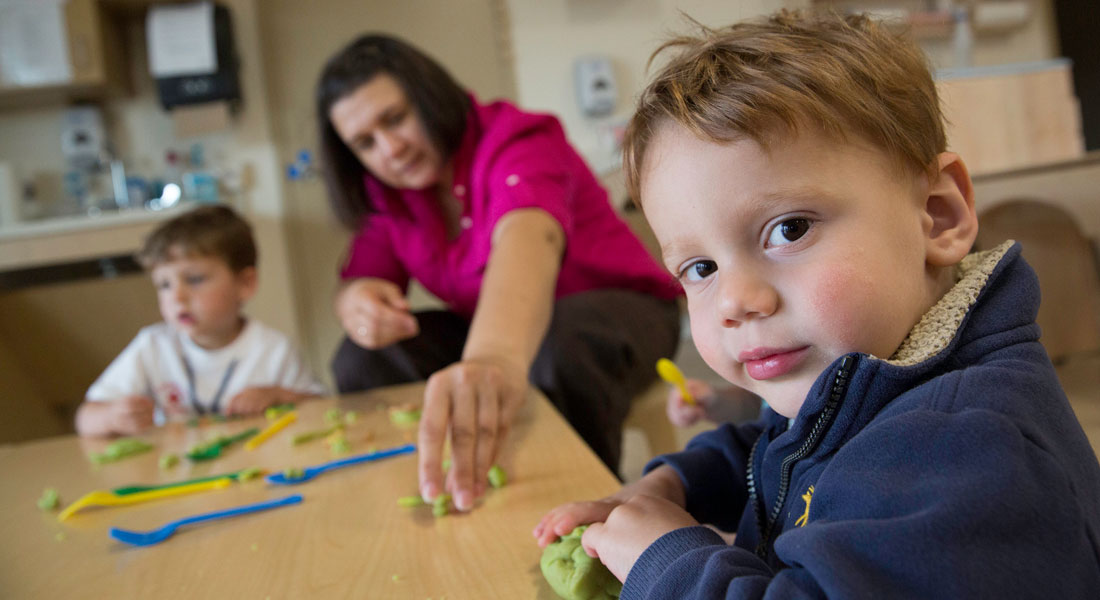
[177, 312, 196, 326]
[739, 346, 810, 380]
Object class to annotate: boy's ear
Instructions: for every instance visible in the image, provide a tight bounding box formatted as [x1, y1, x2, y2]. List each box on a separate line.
[922, 152, 978, 267]
[235, 266, 259, 302]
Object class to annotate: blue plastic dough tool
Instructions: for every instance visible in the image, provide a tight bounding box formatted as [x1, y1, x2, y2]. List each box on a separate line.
[266, 443, 417, 485]
[109, 494, 302, 546]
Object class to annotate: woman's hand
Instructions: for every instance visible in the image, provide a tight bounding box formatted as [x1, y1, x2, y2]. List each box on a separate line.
[418, 355, 527, 511]
[335, 278, 419, 349]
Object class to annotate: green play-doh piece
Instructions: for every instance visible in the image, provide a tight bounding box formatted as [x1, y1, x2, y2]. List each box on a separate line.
[237, 466, 264, 482]
[37, 488, 59, 511]
[283, 467, 304, 480]
[344, 410, 358, 425]
[432, 493, 451, 517]
[324, 407, 342, 425]
[540, 525, 621, 600]
[265, 403, 296, 420]
[159, 453, 180, 470]
[90, 438, 154, 464]
[291, 425, 341, 446]
[388, 407, 421, 426]
[488, 464, 507, 488]
[328, 435, 351, 456]
[398, 495, 425, 507]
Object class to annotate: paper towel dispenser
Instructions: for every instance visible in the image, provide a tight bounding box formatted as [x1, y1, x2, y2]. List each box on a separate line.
[146, 2, 240, 110]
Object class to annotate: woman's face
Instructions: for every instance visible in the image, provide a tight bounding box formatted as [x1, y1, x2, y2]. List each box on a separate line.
[329, 73, 445, 190]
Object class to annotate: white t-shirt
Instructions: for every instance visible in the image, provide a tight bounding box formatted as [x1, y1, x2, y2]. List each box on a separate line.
[86, 320, 327, 420]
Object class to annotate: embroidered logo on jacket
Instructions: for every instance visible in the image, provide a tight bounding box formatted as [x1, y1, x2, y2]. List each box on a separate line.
[794, 485, 815, 527]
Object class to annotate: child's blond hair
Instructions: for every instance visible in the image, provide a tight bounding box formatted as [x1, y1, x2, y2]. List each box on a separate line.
[137, 205, 257, 272]
[624, 10, 946, 201]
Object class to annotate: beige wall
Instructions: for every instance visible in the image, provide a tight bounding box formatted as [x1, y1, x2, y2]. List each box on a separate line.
[505, 0, 808, 177]
[257, 0, 515, 387]
[505, 0, 1062, 181]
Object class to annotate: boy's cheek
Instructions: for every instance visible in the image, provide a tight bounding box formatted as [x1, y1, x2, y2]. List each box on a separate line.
[808, 266, 869, 349]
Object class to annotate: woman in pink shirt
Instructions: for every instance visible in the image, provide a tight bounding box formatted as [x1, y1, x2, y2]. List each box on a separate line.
[317, 35, 681, 511]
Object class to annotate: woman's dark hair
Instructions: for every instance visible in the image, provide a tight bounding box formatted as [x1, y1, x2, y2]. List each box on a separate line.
[316, 34, 471, 230]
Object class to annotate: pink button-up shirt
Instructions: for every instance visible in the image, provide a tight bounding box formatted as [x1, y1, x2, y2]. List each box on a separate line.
[340, 97, 680, 318]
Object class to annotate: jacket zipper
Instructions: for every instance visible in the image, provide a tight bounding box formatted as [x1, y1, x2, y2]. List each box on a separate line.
[747, 354, 857, 559]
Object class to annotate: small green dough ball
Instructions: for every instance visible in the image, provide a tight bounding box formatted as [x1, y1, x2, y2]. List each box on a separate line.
[237, 466, 263, 482]
[37, 488, 60, 511]
[540, 526, 621, 600]
[283, 467, 305, 480]
[487, 464, 507, 488]
[159, 453, 179, 470]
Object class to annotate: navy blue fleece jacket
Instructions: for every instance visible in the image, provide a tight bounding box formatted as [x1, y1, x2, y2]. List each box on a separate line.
[624, 242, 1100, 599]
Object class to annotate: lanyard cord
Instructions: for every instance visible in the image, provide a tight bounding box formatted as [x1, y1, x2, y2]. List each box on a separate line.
[175, 334, 239, 415]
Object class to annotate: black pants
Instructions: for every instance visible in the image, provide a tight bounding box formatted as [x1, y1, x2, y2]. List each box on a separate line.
[331, 289, 681, 474]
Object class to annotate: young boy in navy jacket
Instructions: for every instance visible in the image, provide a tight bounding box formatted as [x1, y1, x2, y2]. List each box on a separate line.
[535, 10, 1100, 598]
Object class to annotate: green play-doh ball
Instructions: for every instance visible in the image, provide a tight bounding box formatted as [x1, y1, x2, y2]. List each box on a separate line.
[540, 525, 621, 600]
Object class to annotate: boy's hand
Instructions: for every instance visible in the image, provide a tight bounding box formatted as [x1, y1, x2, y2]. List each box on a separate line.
[581, 494, 699, 582]
[665, 378, 716, 427]
[224, 387, 303, 416]
[336, 278, 419, 349]
[533, 498, 622, 548]
[107, 395, 155, 434]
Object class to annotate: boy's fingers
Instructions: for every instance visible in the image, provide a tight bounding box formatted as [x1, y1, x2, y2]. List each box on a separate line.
[581, 522, 604, 558]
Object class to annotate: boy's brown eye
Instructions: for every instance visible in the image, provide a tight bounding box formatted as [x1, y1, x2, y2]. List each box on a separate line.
[780, 219, 810, 241]
[767, 218, 812, 247]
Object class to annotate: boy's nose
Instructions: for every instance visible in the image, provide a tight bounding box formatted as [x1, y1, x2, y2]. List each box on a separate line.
[717, 270, 778, 327]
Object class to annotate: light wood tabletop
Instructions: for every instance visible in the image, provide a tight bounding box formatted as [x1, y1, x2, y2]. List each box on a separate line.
[0, 384, 621, 598]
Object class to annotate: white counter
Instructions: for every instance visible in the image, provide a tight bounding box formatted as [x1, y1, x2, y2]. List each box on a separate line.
[0, 202, 197, 271]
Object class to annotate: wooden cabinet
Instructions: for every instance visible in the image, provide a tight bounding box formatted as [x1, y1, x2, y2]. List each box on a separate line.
[0, 0, 127, 108]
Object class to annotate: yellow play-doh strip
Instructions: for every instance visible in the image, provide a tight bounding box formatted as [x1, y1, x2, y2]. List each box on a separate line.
[58, 477, 233, 521]
[245, 411, 298, 451]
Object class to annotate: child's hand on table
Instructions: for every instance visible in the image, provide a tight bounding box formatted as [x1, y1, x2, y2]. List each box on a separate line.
[533, 498, 623, 548]
[106, 395, 155, 434]
[533, 464, 693, 581]
[224, 387, 310, 417]
[581, 494, 700, 582]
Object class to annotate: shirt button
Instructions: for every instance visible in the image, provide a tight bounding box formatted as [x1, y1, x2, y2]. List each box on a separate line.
[453, 184, 466, 196]
[460, 216, 473, 229]
[505, 174, 520, 187]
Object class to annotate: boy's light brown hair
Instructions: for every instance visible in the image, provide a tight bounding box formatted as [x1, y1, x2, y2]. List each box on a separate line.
[623, 10, 946, 201]
[137, 205, 257, 272]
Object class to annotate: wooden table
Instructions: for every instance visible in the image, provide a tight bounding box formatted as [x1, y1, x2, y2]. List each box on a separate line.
[0, 385, 621, 598]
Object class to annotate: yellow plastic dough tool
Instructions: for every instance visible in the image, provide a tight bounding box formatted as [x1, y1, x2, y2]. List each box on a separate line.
[656, 358, 696, 406]
[58, 477, 233, 521]
[245, 411, 298, 451]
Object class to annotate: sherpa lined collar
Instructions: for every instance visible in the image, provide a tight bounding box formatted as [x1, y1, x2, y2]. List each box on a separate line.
[886, 240, 1015, 367]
